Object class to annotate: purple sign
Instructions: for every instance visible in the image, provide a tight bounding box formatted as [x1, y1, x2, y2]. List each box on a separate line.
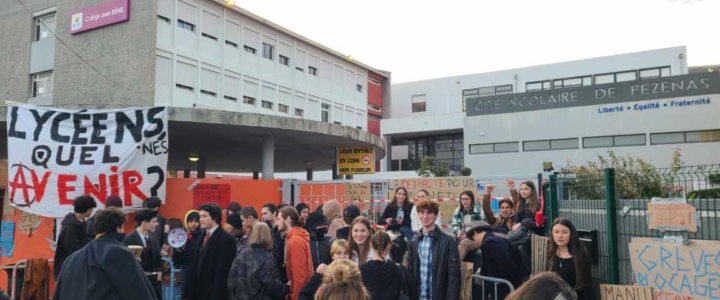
[70, 0, 131, 34]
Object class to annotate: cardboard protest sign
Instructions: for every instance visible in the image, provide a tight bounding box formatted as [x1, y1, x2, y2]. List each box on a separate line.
[647, 202, 697, 232]
[6, 104, 169, 217]
[387, 177, 476, 200]
[346, 181, 371, 209]
[629, 237, 720, 300]
[600, 284, 653, 300]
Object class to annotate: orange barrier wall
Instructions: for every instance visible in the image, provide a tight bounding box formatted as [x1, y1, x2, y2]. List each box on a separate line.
[0, 178, 283, 294]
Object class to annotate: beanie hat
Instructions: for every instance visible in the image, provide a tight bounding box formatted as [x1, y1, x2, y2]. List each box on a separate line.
[185, 210, 200, 228]
[226, 213, 243, 230]
[106, 195, 123, 208]
[344, 205, 360, 220]
[304, 210, 328, 230]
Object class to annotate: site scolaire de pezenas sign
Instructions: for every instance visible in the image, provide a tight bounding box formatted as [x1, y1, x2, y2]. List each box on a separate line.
[465, 73, 720, 116]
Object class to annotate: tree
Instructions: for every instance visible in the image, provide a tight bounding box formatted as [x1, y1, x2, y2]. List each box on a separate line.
[416, 156, 450, 177]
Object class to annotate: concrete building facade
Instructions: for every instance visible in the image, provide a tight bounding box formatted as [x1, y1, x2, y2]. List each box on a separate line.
[382, 47, 720, 177]
[0, 0, 389, 178]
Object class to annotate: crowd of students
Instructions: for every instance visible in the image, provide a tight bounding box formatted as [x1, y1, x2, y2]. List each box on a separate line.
[49, 179, 596, 300]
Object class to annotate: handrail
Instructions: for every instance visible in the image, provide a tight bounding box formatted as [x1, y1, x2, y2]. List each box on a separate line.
[8, 259, 54, 300]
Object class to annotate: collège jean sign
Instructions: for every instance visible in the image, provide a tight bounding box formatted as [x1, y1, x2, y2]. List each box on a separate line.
[466, 73, 720, 116]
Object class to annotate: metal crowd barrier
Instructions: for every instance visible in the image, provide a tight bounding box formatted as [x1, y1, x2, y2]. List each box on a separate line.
[471, 274, 515, 300]
[6, 259, 54, 300]
[161, 257, 181, 300]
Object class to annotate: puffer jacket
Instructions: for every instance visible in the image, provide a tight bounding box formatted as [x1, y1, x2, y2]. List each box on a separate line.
[228, 247, 288, 300]
[407, 226, 461, 300]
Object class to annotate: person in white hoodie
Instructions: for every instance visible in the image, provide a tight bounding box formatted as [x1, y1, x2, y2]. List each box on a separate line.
[410, 189, 443, 232]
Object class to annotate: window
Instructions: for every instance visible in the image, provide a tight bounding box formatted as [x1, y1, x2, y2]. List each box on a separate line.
[261, 101, 273, 110]
[35, 13, 56, 41]
[308, 66, 318, 76]
[177, 19, 195, 32]
[243, 96, 256, 105]
[595, 74, 614, 84]
[296, 67, 304, 72]
[279, 104, 289, 113]
[175, 84, 194, 92]
[469, 142, 519, 154]
[158, 15, 171, 24]
[31, 71, 53, 97]
[356, 84, 363, 92]
[224, 95, 237, 102]
[640, 66, 672, 79]
[279, 55, 289, 66]
[200, 90, 216, 97]
[523, 138, 578, 151]
[295, 108, 304, 117]
[616, 71, 637, 82]
[651, 130, 720, 145]
[202, 33, 217, 41]
[583, 134, 647, 148]
[262, 43, 274, 60]
[526, 81, 551, 91]
[369, 77, 381, 85]
[244, 46, 256, 54]
[225, 40, 238, 48]
[321, 104, 330, 122]
[412, 94, 426, 112]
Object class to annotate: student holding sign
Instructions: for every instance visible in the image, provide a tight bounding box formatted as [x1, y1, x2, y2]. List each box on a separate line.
[547, 218, 594, 300]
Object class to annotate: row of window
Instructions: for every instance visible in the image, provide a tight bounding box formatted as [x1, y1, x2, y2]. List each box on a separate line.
[165, 16, 364, 94]
[526, 66, 672, 91]
[468, 130, 720, 154]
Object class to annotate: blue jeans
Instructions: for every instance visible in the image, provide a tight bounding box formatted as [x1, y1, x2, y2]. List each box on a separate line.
[399, 226, 415, 241]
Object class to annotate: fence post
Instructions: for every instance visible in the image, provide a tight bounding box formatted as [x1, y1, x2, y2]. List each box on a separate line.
[545, 173, 559, 234]
[604, 168, 620, 284]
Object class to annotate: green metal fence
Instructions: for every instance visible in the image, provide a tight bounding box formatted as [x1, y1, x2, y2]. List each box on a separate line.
[547, 164, 720, 290]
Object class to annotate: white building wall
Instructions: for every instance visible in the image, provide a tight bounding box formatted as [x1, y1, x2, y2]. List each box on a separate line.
[464, 93, 720, 177]
[389, 46, 688, 121]
[154, 0, 368, 128]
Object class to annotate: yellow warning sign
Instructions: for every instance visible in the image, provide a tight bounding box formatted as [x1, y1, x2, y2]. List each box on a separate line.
[337, 147, 375, 175]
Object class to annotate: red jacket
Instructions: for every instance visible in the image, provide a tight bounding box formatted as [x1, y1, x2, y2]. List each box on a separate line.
[285, 227, 313, 300]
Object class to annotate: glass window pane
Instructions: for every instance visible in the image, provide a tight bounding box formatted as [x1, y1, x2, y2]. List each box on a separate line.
[583, 137, 613, 148]
[699, 130, 720, 142]
[595, 74, 614, 84]
[551, 138, 578, 150]
[616, 71, 637, 82]
[412, 94, 426, 103]
[542, 81, 551, 90]
[661, 67, 671, 77]
[523, 140, 550, 151]
[640, 68, 660, 79]
[477, 87, 495, 95]
[495, 85, 513, 93]
[650, 133, 684, 144]
[469, 144, 493, 154]
[563, 78, 582, 87]
[526, 83, 542, 91]
[614, 134, 646, 146]
[582, 77, 592, 86]
[553, 80, 563, 88]
[494, 142, 519, 153]
[463, 89, 478, 96]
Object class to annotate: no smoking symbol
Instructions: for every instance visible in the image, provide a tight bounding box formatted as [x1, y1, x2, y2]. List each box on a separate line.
[362, 155, 371, 165]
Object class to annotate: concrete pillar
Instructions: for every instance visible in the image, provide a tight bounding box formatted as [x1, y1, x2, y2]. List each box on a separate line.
[183, 169, 190, 178]
[197, 158, 206, 179]
[262, 135, 275, 179]
[306, 169, 313, 181]
[253, 171, 259, 180]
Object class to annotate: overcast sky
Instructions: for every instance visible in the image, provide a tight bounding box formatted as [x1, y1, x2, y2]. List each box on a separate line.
[234, 0, 719, 83]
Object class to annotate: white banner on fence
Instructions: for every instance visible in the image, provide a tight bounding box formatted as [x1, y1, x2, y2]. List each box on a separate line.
[6, 103, 169, 218]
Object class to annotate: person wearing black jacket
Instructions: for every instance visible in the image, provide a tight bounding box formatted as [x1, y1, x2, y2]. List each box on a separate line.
[465, 221, 525, 300]
[186, 204, 237, 300]
[173, 210, 202, 299]
[86, 195, 123, 240]
[144, 197, 167, 253]
[335, 205, 360, 241]
[54, 195, 97, 280]
[53, 208, 157, 300]
[407, 200, 461, 300]
[123, 209, 164, 299]
[378, 187, 414, 238]
[361, 231, 418, 300]
[299, 239, 351, 300]
[304, 210, 332, 270]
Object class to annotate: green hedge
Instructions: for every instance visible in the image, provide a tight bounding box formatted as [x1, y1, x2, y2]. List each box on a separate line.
[687, 188, 720, 199]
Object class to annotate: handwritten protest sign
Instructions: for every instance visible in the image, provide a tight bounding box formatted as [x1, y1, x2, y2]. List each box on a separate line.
[6, 104, 169, 217]
[629, 237, 720, 300]
[346, 181, 371, 209]
[600, 284, 653, 300]
[387, 177, 476, 200]
[0, 221, 15, 257]
[193, 184, 231, 208]
[647, 202, 697, 232]
[19, 211, 41, 236]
